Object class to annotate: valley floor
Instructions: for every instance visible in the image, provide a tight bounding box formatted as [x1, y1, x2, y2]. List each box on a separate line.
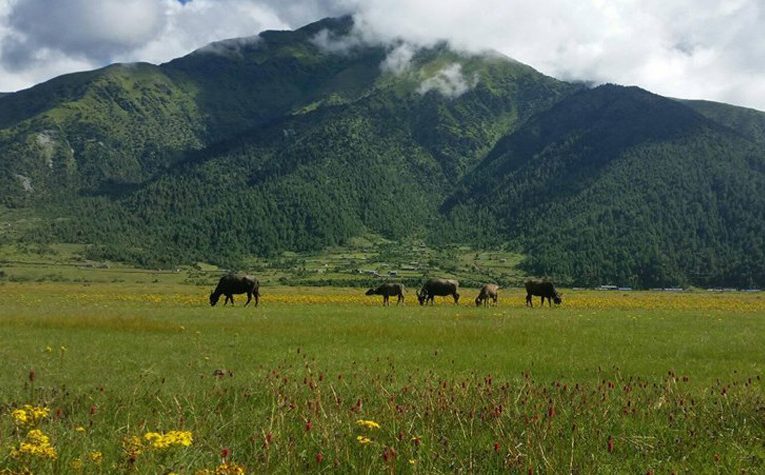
[0, 280, 763, 473]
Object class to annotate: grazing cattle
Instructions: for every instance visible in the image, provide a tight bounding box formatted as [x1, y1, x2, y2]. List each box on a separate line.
[525, 280, 561, 307]
[475, 284, 500, 307]
[417, 278, 460, 305]
[210, 273, 260, 307]
[365, 283, 406, 306]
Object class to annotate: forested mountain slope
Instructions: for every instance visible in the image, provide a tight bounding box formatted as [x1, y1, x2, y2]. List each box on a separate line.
[445, 85, 765, 287]
[1, 16, 763, 287]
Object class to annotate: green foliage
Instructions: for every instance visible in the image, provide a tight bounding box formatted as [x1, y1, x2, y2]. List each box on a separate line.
[1, 17, 764, 288]
[446, 85, 765, 287]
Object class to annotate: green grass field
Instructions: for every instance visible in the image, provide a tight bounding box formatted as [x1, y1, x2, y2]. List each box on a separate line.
[1, 280, 764, 474]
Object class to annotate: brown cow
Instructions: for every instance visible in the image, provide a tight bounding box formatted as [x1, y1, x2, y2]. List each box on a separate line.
[475, 283, 500, 307]
[365, 283, 406, 306]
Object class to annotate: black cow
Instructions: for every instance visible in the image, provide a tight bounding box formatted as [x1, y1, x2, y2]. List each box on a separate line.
[417, 278, 460, 305]
[365, 283, 406, 306]
[210, 274, 260, 307]
[475, 284, 500, 307]
[525, 280, 561, 307]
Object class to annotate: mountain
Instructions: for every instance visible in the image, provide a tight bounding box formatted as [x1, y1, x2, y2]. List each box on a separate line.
[1, 16, 763, 287]
[682, 99, 765, 145]
[444, 85, 765, 287]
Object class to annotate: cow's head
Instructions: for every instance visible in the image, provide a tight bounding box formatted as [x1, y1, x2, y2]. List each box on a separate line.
[209, 292, 220, 306]
[416, 289, 427, 305]
[454, 292, 460, 304]
[365, 288, 375, 296]
[475, 296, 482, 307]
[553, 293, 562, 305]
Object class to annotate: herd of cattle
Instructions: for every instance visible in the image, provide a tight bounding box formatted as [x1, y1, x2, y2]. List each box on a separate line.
[209, 274, 562, 308]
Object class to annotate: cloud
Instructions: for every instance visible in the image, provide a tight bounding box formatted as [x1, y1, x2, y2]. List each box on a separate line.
[0, 0, 289, 90]
[131, 1, 287, 63]
[3, 0, 165, 66]
[194, 36, 263, 57]
[380, 42, 416, 75]
[343, 0, 765, 110]
[417, 63, 478, 98]
[0, 0, 764, 111]
[310, 27, 367, 54]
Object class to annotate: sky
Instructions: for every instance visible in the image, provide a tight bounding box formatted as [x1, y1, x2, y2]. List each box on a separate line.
[0, 0, 763, 110]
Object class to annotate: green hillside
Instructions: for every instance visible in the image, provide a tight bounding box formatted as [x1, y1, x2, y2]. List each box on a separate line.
[44, 48, 574, 266]
[683, 99, 765, 145]
[0, 63, 204, 206]
[1, 16, 763, 287]
[446, 85, 765, 287]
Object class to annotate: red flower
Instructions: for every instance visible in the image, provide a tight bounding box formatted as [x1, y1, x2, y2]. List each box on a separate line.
[493, 442, 500, 453]
[382, 447, 396, 462]
[315, 451, 324, 464]
[29, 369, 36, 383]
[607, 435, 615, 453]
[305, 419, 313, 432]
[221, 447, 231, 459]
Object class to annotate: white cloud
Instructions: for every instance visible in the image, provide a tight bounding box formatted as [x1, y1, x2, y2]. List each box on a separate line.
[0, 0, 288, 90]
[380, 42, 416, 75]
[3, 0, 165, 65]
[130, 1, 286, 63]
[417, 63, 477, 98]
[310, 27, 367, 54]
[0, 0, 764, 111]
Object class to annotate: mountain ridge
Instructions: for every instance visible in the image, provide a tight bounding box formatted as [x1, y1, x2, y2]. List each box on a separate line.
[1, 16, 763, 287]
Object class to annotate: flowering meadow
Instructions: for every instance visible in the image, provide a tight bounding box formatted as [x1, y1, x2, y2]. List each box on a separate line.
[0, 282, 763, 473]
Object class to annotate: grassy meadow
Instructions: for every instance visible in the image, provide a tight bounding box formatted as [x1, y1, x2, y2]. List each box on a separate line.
[0, 278, 764, 474]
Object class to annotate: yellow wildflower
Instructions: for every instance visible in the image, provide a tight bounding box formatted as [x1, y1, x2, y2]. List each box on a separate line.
[12, 409, 28, 425]
[88, 450, 103, 464]
[356, 435, 372, 445]
[10, 429, 57, 460]
[75, 426, 86, 433]
[143, 430, 193, 450]
[122, 435, 144, 458]
[214, 462, 246, 475]
[409, 459, 417, 465]
[71, 458, 84, 471]
[11, 405, 49, 427]
[355, 419, 381, 430]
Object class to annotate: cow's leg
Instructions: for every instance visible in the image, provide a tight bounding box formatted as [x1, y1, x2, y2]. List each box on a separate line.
[245, 292, 252, 307]
[383, 295, 389, 306]
[547, 296, 552, 307]
[397, 293, 404, 305]
[526, 294, 532, 307]
[254, 291, 259, 307]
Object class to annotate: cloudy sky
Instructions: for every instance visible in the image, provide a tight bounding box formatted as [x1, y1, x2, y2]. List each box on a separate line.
[1, 0, 763, 110]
